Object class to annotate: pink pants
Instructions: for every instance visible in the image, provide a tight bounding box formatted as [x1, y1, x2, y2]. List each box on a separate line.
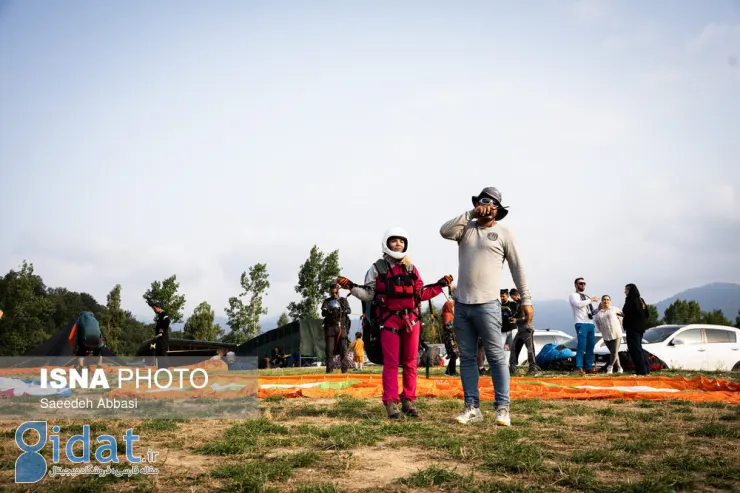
[380, 324, 420, 404]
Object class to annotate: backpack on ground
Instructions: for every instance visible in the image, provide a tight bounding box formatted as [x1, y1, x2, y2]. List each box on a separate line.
[418, 343, 441, 368]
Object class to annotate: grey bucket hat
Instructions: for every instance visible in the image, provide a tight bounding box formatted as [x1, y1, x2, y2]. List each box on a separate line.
[472, 186, 509, 220]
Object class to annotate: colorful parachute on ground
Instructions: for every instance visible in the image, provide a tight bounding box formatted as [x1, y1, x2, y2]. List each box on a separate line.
[257, 374, 740, 404]
[0, 377, 72, 398]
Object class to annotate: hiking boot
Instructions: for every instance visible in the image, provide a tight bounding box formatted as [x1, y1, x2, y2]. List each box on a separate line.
[495, 406, 511, 427]
[385, 401, 402, 419]
[575, 369, 586, 375]
[456, 404, 483, 424]
[586, 368, 599, 374]
[527, 368, 539, 377]
[401, 399, 419, 417]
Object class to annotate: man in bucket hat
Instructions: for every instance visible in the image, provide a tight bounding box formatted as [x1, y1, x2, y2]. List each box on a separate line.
[440, 187, 534, 426]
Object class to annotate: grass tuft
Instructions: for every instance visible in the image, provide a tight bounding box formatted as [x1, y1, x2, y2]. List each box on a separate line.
[395, 465, 464, 488]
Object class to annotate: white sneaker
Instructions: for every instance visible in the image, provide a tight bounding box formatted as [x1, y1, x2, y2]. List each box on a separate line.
[456, 404, 483, 424]
[616, 366, 624, 374]
[606, 365, 613, 374]
[496, 406, 511, 426]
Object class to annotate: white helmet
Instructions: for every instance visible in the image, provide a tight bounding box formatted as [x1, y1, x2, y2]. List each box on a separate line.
[382, 227, 409, 260]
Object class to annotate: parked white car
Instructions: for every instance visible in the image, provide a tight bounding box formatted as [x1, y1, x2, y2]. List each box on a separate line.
[639, 324, 740, 371]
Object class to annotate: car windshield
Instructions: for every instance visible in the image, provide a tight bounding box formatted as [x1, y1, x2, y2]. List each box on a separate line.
[643, 325, 683, 344]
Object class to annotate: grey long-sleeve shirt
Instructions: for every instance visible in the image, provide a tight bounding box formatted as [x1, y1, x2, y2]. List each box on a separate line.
[440, 210, 532, 306]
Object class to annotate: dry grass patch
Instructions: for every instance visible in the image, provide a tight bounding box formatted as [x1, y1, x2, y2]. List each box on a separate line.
[2, 393, 739, 492]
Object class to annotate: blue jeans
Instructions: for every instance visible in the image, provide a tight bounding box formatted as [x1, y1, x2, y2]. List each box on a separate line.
[575, 323, 596, 370]
[454, 300, 510, 408]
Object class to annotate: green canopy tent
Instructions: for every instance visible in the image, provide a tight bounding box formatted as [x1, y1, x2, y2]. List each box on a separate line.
[236, 319, 328, 367]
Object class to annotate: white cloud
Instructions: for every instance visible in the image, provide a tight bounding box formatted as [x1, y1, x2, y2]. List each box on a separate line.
[571, 0, 612, 24]
[689, 23, 740, 55]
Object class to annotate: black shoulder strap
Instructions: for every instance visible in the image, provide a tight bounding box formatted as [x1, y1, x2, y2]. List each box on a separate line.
[375, 258, 415, 276]
[374, 259, 389, 277]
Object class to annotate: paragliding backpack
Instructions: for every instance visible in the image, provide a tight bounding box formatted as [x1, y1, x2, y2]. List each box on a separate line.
[361, 259, 419, 365]
[76, 311, 102, 349]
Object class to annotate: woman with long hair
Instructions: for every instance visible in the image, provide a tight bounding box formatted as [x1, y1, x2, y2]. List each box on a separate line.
[593, 295, 624, 374]
[622, 283, 650, 376]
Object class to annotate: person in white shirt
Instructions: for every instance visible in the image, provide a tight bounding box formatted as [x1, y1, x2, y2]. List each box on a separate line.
[225, 351, 236, 365]
[593, 295, 624, 374]
[569, 278, 600, 374]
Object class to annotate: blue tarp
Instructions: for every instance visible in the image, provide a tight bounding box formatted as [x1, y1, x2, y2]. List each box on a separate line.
[536, 343, 576, 369]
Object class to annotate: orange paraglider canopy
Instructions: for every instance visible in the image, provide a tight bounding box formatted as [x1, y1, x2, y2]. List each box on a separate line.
[257, 373, 740, 404]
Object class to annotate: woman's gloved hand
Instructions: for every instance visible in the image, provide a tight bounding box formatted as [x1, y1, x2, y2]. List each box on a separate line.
[337, 276, 355, 290]
[437, 275, 454, 287]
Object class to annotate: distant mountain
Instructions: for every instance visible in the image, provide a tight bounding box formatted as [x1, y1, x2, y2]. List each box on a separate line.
[530, 300, 577, 335]
[654, 282, 740, 322]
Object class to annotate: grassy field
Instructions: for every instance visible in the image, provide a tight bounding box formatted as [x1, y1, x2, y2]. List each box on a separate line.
[2, 368, 739, 492]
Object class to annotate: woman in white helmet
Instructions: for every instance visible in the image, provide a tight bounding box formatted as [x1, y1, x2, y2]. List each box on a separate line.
[337, 227, 452, 419]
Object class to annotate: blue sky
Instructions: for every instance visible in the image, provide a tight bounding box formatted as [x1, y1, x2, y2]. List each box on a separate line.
[1, 0, 739, 325]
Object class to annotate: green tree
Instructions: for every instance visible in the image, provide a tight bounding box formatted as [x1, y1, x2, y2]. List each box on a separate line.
[220, 330, 242, 344]
[701, 309, 732, 326]
[107, 285, 124, 326]
[736, 310, 740, 329]
[143, 275, 186, 322]
[646, 304, 663, 328]
[0, 261, 56, 355]
[288, 246, 341, 320]
[101, 284, 126, 353]
[184, 301, 224, 341]
[225, 263, 271, 344]
[662, 299, 703, 325]
[277, 312, 290, 327]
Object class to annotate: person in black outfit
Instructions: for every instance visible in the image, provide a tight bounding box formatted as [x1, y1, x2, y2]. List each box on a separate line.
[500, 289, 518, 346]
[321, 283, 351, 374]
[149, 300, 170, 369]
[622, 283, 650, 376]
[508, 288, 539, 376]
[270, 346, 285, 368]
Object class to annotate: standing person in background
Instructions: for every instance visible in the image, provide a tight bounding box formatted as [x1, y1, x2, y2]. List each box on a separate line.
[441, 289, 459, 376]
[508, 288, 539, 376]
[593, 295, 624, 374]
[148, 300, 170, 369]
[350, 331, 365, 370]
[569, 278, 600, 375]
[440, 186, 534, 426]
[500, 289, 517, 350]
[321, 284, 352, 374]
[623, 284, 650, 376]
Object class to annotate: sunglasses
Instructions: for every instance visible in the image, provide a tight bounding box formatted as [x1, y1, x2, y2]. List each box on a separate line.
[478, 197, 499, 207]
[577, 282, 586, 286]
